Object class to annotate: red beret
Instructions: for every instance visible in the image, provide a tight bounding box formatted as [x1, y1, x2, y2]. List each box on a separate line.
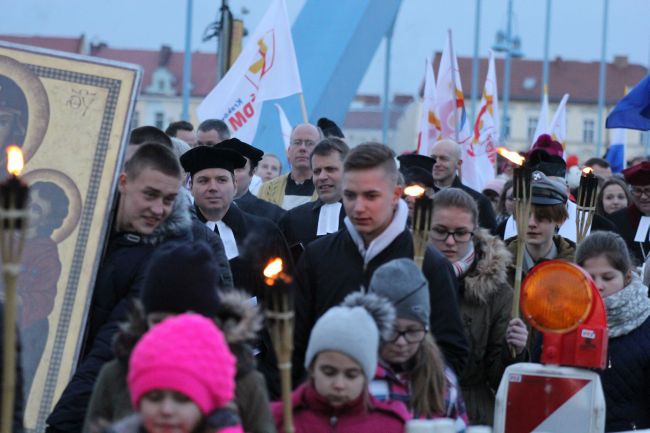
[623, 161, 650, 186]
[530, 134, 563, 158]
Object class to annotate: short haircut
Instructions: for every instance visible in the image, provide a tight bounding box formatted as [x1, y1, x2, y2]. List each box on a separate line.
[432, 188, 479, 228]
[531, 203, 569, 224]
[31, 181, 69, 237]
[576, 231, 632, 275]
[165, 120, 194, 137]
[343, 142, 398, 183]
[262, 153, 282, 173]
[197, 119, 230, 139]
[129, 126, 173, 148]
[311, 137, 350, 165]
[584, 157, 610, 169]
[124, 143, 183, 180]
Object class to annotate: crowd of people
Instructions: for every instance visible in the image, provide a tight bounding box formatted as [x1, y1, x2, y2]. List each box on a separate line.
[2, 118, 650, 433]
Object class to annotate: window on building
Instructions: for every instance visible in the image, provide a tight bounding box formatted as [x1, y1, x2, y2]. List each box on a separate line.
[527, 117, 538, 142]
[583, 119, 595, 144]
[155, 112, 164, 129]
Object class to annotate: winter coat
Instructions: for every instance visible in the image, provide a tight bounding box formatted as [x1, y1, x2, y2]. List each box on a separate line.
[82, 291, 275, 433]
[257, 174, 317, 209]
[235, 190, 286, 224]
[505, 234, 576, 288]
[454, 229, 522, 425]
[104, 412, 244, 433]
[609, 204, 649, 265]
[47, 192, 232, 433]
[272, 383, 410, 433]
[278, 198, 346, 251]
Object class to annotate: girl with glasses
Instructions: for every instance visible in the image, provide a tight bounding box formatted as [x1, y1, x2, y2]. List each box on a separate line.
[369, 259, 468, 431]
[426, 188, 528, 426]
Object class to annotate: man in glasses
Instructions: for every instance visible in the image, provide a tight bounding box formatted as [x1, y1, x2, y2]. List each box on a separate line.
[609, 161, 650, 263]
[258, 123, 321, 210]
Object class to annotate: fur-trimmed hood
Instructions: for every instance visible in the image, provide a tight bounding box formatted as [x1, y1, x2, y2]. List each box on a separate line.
[141, 188, 193, 245]
[462, 229, 513, 305]
[113, 289, 262, 363]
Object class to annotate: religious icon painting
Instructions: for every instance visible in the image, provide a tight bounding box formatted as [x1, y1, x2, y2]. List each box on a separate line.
[0, 40, 141, 432]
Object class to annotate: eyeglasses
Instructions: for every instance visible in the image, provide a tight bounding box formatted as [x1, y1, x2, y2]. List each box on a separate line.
[429, 227, 474, 243]
[386, 328, 427, 343]
[631, 186, 650, 198]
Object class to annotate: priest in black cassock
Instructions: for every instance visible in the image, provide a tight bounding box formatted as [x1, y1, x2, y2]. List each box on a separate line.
[278, 138, 348, 256]
[180, 145, 292, 398]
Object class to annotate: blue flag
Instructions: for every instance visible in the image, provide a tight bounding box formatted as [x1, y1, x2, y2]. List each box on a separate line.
[606, 74, 650, 131]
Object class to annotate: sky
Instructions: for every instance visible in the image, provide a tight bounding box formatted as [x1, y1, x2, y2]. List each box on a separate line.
[4, 0, 650, 97]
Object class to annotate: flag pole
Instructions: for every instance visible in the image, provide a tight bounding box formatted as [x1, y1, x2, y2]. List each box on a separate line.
[299, 93, 308, 123]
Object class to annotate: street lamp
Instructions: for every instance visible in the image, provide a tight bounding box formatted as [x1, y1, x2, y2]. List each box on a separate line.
[493, 0, 523, 141]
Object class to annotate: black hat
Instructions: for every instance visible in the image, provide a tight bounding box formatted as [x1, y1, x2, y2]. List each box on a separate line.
[141, 240, 222, 316]
[527, 148, 567, 178]
[180, 146, 246, 176]
[531, 170, 568, 205]
[218, 138, 264, 166]
[317, 117, 345, 138]
[398, 153, 435, 173]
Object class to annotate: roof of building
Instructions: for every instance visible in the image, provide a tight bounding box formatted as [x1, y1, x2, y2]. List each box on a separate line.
[432, 52, 647, 105]
[0, 34, 86, 54]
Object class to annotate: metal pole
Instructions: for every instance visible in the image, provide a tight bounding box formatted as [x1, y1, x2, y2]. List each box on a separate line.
[541, 0, 551, 103]
[382, 17, 395, 145]
[596, 0, 609, 157]
[182, 0, 193, 121]
[500, 0, 514, 140]
[470, 0, 482, 124]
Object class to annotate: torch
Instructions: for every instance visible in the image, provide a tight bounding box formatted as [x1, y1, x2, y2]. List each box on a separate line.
[263, 258, 295, 433]
[576, 167, 598, 246]
[1, 146, 29, 433]
[404, 184, 432, 268]
[497, 147, 530, 357]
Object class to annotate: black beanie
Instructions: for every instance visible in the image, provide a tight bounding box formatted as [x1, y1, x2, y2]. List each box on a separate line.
[141, 240, 221, 317]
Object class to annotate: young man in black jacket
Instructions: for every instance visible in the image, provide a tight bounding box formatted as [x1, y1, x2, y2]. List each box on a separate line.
[292, 143, 468, 382]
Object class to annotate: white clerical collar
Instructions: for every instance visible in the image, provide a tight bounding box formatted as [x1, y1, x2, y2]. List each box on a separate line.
[205, 220, 239, 260]
[317, 202, 342, 236]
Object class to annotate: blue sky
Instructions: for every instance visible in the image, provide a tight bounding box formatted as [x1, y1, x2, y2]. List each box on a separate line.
[4, 0, 649, 96]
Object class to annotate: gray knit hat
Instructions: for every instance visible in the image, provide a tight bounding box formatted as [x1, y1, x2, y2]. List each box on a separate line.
[369, 258, 430, 326]
[304, 292, 395, 379]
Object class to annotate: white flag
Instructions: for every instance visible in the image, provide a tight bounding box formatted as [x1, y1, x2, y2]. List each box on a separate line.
[467, 50, 499, 191]
[416, 57, 441, 156]
[531, 84, 550, 146]
[274, 104, 293, 151]
[550, 93, 570, 155]
[435, 31, 472, 146]
[197, 0, 302, 144]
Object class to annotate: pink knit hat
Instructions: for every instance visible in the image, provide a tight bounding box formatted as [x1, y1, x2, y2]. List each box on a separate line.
[128, 313, 236, 415]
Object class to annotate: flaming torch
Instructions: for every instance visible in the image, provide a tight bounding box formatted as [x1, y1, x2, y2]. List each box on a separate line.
[497, 147, 531, 357]
[1, 145, 29, 433]
[576, 167, 598, 246]
[263, 258, 295, 433]
[404, 184, 432, 267]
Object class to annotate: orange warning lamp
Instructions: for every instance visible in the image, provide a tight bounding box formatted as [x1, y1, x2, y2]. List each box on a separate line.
[521, 260, 608, 369]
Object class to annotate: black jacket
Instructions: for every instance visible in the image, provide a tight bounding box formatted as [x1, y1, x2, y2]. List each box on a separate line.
[278, 199, 346, 249]
[292, 225, 468, 382]
[436, 177, 497, 232]
[609, 204, 648, 265]
[235, 190, 286, 224]
[46, 192, 232, 433]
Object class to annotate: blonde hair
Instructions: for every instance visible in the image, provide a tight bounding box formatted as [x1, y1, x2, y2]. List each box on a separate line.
[409, 334, 447, 417]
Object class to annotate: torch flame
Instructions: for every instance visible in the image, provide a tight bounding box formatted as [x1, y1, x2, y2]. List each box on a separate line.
[264, 258, 284, 279]
[582, 167, 593, 174]
[497, 147, 525, 166]
[6, 145, 24, 176]
[404, 184, 426, 198]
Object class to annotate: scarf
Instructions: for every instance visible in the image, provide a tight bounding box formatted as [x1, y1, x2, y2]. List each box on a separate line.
[344, 199, 409, 266]
[605, 275, 650, 338]
[452, 241, 475, 278]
